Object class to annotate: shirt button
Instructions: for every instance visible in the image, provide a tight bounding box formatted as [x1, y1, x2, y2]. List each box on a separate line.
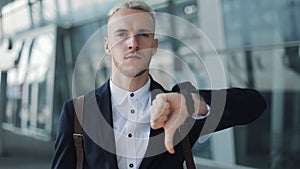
[128, 133, 132, 138]
[130, 109, 135, 114]
[129, 163, 134, 168]
[130, 93, 134, 97]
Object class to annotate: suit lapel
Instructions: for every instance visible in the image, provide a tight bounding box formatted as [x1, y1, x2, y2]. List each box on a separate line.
[95, 81, 118, 169]
[139, 77, 168, 169]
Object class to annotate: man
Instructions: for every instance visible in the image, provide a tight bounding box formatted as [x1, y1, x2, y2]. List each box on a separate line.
[51, 1, 266, 169]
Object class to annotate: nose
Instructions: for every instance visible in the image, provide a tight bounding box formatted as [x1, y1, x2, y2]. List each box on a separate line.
[127, 35, 139, 51]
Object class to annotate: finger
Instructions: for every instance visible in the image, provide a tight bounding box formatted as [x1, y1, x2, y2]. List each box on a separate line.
[156, 102, 170, 117]
[155, 115, 168, 123]
[151, 121, 165, 129]
[152, 114, 168, 124]
[151, 114, 169, 129]
[155, 94, 169, 111]
[151, 115, 167, 124]
[151, 106, 170, 130]
[164, 127, 176, 154]
[150, 101, 170, 121]
[156, 93, 167, 102]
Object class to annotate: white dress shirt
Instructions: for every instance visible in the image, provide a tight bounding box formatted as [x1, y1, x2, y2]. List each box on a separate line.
[110, 79, 152, 169]
[110, 78, 210, 169]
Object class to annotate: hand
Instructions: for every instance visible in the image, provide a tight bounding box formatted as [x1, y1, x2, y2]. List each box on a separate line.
[150, 93, 189, 154]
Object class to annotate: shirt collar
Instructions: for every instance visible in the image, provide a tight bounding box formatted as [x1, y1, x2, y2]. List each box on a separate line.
[110, 78, 151, 105]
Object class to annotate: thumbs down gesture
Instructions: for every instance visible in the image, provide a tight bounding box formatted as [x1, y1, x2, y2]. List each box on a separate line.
[150, 93, 190, 154]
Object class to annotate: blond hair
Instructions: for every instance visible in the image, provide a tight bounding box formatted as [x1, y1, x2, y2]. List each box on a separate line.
[107, 0, 155, 21]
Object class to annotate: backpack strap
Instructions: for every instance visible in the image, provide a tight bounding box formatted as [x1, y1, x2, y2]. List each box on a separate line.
[182, 135, 196, 169]
[172, 82, 197, 169]
[73, 95, 84, 169]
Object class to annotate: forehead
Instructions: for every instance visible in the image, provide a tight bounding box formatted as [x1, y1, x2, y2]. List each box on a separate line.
[107, 9, 155, 33]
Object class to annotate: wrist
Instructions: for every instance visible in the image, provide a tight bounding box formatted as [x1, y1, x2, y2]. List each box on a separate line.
[181, 90, 195, 116]
[191, 93, 209, 116]
[172, 82, 198, 116]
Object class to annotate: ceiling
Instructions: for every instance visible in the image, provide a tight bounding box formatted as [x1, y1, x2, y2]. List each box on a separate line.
[0, 0, 14, 11]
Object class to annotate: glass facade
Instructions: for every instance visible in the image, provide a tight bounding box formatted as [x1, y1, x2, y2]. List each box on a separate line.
[221, 0, 300, 168]
[2, 26, 56, 140]
[1, 0, 299, 168]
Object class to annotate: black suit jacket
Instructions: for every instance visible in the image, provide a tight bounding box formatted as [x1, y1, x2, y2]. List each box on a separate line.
[51, 78, 266, 169]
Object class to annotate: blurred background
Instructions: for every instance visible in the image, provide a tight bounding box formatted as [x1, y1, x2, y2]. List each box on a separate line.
[0, 0, 299, 168]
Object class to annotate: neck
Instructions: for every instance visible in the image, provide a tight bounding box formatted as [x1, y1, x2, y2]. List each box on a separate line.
[111, 71, 149, 92]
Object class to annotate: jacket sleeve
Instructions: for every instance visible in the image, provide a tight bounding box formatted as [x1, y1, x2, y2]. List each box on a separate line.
[200, 88, 267, 125]
[189, 88, 267, 145]
[51, 100, 76, 169]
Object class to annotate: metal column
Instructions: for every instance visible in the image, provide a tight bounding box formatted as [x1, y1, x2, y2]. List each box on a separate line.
[0, 71, 8, 156]
[198, 0, 236, 164]
[270, 52, 285, 169]
[0, 11, 3, 39]
[28, 0, 34, 29]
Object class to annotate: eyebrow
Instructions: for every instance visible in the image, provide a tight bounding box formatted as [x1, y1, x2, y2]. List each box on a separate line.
[113, 29, 154, 34]
[114, 29, 127, 34]
[138, 29, 154, 33]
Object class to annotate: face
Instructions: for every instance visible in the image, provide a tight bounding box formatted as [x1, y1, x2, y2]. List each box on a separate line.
[104, 9, 158, 78]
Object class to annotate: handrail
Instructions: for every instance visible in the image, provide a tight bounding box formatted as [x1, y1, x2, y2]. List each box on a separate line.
[194, 157, 257, 169]
[203, 41, 300, 56]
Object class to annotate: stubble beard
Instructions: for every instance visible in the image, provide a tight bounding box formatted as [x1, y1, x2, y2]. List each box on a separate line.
[112, 58, 149, 78]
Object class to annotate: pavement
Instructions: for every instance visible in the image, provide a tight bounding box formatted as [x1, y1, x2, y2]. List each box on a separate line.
[0, 130, 53, 169]
[0, 130, 257, 169]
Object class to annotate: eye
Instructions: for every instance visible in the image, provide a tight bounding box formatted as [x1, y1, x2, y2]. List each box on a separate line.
[137, 33, 150, 37]
[116, 32, 128, 37]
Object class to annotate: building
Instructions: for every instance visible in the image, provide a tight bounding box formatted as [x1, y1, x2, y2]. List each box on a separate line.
[0, 0, 299, 168]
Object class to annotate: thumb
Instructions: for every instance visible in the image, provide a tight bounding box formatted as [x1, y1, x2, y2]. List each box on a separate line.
[164, 127, 176, 154]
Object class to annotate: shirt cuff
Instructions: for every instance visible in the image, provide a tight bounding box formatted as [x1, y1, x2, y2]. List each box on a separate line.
[192, 104, 211, 120]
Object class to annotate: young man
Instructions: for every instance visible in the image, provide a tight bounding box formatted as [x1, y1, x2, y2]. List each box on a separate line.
[51, 1, 266, 169]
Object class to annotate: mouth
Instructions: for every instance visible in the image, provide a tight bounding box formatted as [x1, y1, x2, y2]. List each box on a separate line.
[125, 54, 142, 60]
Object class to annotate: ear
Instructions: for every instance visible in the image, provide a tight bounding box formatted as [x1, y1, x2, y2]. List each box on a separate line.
[104, 37, 112, 55]
[151, 39, 159, 56]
